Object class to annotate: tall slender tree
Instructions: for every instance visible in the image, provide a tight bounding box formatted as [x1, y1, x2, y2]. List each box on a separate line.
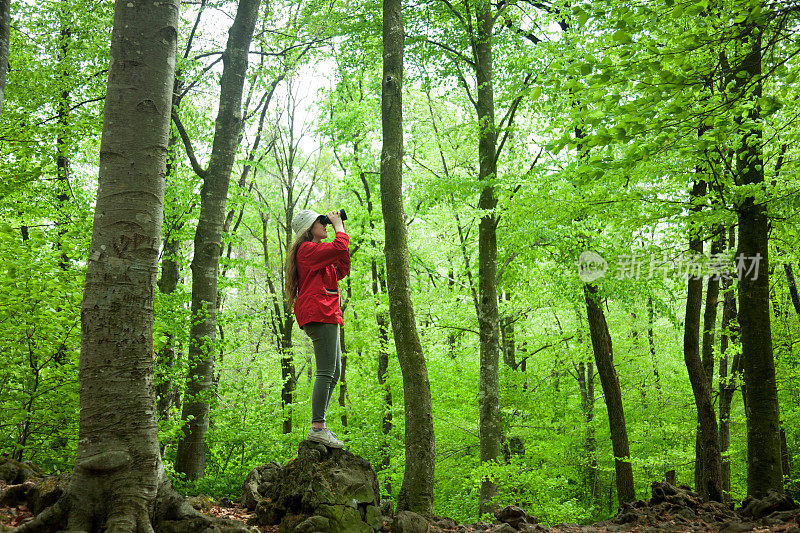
[684, 179, 723, 501]
[583, 282, 636, 505]
[381, 0, 435, 513]
[732, 13, 783, 497]
[173, 0, 262, 480]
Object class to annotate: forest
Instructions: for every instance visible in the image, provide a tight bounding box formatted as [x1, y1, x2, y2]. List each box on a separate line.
[0, 0, 799, 531]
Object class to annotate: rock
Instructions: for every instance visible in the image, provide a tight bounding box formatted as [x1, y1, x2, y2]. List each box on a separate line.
[492, 524, 517, 533]
[392, 510, 431, 533]
[433, 516, 457, 529]
[293, 514, 331, 533]
[495, 504, 538, 528]
[0, 459, 45, 485]
[740, 490, 798, 519]
[0, 472, 68, 517]
[215, 496, 234, 508]
[380, 498, 394, 518]
[251, 440, 380, 533]
[518, 524, 549, 533]
[364, 505, 382, 531]
[318, 504, 372, 533]
[241, 461, 282, 511]
[0, 481, 34, 507]
[718, 520, 756, 533]
[186, 494, 213, 512]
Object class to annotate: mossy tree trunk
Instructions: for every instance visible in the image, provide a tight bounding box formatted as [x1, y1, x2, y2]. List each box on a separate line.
[381, 0, 435, 513]
[733, 17, 783, 498]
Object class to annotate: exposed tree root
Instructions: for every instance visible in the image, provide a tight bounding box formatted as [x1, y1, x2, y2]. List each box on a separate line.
[12, 470, 253, 533]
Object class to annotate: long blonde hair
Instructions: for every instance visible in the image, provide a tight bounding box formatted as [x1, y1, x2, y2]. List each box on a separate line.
[285, 226, 315, 313]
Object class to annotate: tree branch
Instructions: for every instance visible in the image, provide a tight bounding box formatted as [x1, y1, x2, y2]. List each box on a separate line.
[171, 110, 207, 179]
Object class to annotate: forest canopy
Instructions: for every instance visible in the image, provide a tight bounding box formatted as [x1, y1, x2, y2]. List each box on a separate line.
[0, 0, 798, 527]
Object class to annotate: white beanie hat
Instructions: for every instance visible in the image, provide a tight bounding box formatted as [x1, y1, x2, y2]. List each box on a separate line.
[292, 209, 321, 236]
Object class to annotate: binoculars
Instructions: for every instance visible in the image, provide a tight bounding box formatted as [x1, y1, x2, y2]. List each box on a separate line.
[319, 209, 348, 225]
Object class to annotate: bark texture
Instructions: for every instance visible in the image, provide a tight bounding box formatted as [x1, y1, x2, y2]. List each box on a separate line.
[684, 180, 723, 502]
[583, 282, 636, 505]
[473, 0, 502, 515]
[381, 0, 435, 513]
[16, 0, 183, 529]
[734, 19, 783, 498]
[175, 0, 262, 480]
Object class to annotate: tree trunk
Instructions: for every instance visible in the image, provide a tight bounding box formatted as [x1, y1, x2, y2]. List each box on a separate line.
[381, 0, 435, 513]
[376, 310, 393, 494]
[55, 16, 71, 272]
[472, 0, 502, 514]
[175, 0, 261, 480]
[684, 179, 723, 502]
[785, 263, 800, 316]
[501, 291, 517, 369]
[647, 296, 662, 397]
[734, 18, 783, 498]
[693, 222, 724, 499]
[719, 266, 740, 499]
[0, 0, 9, 118]
[583, 282, 635, 505]
[14, 1, 190, 529]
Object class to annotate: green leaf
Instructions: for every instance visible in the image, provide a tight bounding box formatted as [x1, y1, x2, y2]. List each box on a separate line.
[613, 29, 632, 44]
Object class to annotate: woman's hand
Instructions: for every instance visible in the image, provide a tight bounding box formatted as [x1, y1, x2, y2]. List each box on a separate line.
[327, 210, 344, 233]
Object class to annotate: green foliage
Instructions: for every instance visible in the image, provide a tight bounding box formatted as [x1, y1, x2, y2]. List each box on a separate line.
[3, 0, 800, 527]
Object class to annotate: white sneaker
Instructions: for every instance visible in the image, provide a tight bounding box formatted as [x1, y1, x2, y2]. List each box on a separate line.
[306, 427, 344, 448]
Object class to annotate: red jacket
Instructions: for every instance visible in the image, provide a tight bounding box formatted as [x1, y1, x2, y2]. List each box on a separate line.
[294, 231, 351, 329]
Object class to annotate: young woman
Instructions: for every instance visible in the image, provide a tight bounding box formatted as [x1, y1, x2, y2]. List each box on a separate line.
[285, 209, 350, 448]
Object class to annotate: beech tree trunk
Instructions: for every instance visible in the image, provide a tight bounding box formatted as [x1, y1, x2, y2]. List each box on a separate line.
[684, 179, 723, 502]
[174, 0, 261, 480]
[15, 1, 188, 529]
[694, 229, 722, 487]
[583, 282, 636, 505]
[784, 263, 800, 316]
[719, 228, 741, 499]
[472, 0, 502, 514]
[381, 0, 435, 513]
[734, 19, 783, 498]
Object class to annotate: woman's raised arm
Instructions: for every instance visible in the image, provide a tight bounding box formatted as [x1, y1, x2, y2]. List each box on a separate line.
[297, 231, 350, 271]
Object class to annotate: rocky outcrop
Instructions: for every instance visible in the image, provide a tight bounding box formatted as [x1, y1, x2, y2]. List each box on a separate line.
[592, 482, 799, 533]
[248, 440, 383, 532]
[0, 458, 68, 516]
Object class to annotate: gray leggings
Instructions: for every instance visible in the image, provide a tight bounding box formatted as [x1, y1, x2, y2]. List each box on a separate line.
[303, 322, 341, 424]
